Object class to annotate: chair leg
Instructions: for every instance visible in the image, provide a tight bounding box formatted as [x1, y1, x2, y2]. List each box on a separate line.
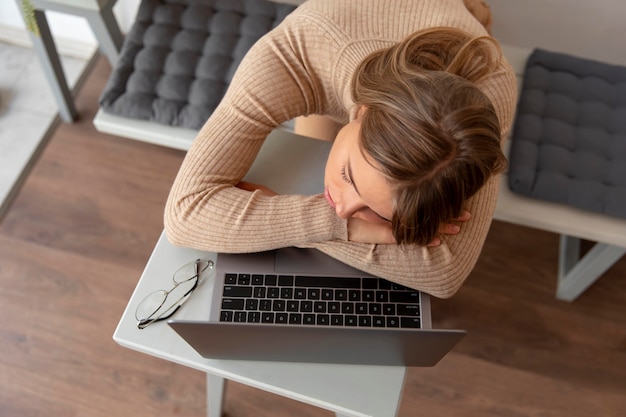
[557, 235, 626, 301]
[83, 7, 123, 66]
[207, 374, 226, 417]
[30, 9, 77, 122]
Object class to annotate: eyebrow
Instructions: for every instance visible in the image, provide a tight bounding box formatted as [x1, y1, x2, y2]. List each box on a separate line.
[347, 160, 392, 222]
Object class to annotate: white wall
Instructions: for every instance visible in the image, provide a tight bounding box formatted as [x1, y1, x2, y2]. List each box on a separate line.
[0, 0, 624, 65]
[489, 0, 626, 66]
[0, 0, 140, 57]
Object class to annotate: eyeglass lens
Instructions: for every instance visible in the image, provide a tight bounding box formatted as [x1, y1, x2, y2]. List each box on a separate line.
[135, 259, 213, 328]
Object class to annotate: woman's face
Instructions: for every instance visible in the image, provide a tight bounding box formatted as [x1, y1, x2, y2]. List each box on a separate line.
[324, 118, 394, 224]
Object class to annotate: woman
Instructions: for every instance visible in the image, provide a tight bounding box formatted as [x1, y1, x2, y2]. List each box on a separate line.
[164, 0, 517, 298]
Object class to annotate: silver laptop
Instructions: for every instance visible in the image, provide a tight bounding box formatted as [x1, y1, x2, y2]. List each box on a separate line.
[168, 128, 465, 366]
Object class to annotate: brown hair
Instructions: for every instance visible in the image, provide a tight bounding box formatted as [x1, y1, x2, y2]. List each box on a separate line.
[351, 27, 507, 246]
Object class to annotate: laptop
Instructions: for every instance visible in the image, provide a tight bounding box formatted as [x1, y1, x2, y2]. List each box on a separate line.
[168, 128, 465, 367]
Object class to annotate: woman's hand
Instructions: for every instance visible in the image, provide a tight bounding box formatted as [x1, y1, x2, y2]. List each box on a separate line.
[347, 210, 471, 245]
[236, 181, 277, 196]
[428, 210, 471, 246]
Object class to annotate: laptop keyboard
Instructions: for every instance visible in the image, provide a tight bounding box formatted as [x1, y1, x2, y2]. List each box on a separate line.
[219, 273, 421, 329]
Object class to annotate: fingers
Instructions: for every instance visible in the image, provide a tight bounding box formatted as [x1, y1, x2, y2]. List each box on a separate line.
[453, 210, 471, 222]
[439, 223, 461, 235]
[429, 210, 472, 246]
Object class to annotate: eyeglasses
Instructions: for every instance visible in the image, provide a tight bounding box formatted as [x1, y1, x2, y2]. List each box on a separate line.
[135, 259, 213, 329]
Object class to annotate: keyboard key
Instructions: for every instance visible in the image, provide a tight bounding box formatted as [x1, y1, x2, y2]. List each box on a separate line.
[300, 301, 313, 312]
[278, 275, 294, 286]
[328, 302, 340, 313]
[362, 278, 378, 289]
[345, 315, 358, 326]
[390, 291, 420, 303]
[397, 304, 420, 316]
[280, 287, 293, 299]
[317, 314, 330, 325]
[295, 276, 361, 288]
[294, 288, 307, 299]
[386, 316, 400, 327]
[378, 279, 392, 290]
[223, 286, 252, 297]
[321, 289, 334, 300]
[369, 303, 382, 315]
[400, 317, 421, 328]
[222, 298, 245, 310]
[267, 287, 280, 298]
[331, 315, 344, 326]
[362, 290, 375, 302]
[248, 312, 261, 323]
[303, 314, 316, 325]
[289, 313, 302, 324]
[355, 303, 367, 314]
[234, 311, 247, 322]
[245, 299, 258, 310]
[391, 283, 409, 291]
[272, 300, 286, 311]
[314, 301, 327, 313]
[251, 274, 264, 285]
[382, 303, 396, 315]
[358, 316, 372, 327]
[224, 274, 237, 284]
[220, 311, 233, 322]
[264, 275, 277, 286]
[376, 291, 389, 302]
[276, 313, 288, 324]
[349, 290, 361, 301]
[286, 300, 299, 312]
[307, 289, 320, 300]
[341, 302, 354, 314]
[253, 287, 266, 298]
[259, 299, 272, 311]
[335, 289, 348, 301]
[238, 274, 251, 285]
[262, 312, 275, 323]
[373, 316, 386, 327]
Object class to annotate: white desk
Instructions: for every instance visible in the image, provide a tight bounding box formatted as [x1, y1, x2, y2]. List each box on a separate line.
[114, 231, 407, 417]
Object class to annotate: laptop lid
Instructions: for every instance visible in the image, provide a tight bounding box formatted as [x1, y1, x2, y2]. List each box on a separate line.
[168, 320, 465, 366]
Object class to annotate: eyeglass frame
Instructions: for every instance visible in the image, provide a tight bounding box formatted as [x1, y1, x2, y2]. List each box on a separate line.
[135, 258, 213, 329]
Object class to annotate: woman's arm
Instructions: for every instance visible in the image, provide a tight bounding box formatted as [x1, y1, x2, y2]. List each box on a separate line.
[165, 13, 350, 253]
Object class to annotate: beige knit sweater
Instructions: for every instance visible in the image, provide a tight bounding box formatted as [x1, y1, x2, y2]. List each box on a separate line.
[164, 0, 517, 298]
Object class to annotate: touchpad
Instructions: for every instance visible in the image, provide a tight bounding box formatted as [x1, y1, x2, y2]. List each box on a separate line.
[274, 247, 372, 277]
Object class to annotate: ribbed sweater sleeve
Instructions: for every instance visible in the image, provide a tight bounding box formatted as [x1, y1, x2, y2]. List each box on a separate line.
[164, 0, 518, 298]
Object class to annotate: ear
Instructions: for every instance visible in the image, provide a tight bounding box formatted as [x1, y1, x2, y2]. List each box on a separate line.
[354, 105, 368, 121]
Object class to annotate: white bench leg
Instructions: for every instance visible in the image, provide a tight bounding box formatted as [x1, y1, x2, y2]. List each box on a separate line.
[557, 235, 626, 301]
[207, 374, 226, 417]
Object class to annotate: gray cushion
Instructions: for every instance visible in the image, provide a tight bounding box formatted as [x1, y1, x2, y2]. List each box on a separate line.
[508, 48, 626, 219]
[99, 0, 295, 130]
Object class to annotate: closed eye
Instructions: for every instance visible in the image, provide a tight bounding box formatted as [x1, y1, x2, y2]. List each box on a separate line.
[341, 165, 352, 185]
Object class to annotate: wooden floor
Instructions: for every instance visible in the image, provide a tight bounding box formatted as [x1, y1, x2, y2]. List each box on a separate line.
[1, 55, 624, 417]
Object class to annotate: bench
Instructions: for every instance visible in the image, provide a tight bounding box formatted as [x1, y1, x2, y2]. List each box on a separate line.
[93, 30, 626, 302]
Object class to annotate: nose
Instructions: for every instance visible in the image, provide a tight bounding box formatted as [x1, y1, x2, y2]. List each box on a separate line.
[334, 193, 364, 219]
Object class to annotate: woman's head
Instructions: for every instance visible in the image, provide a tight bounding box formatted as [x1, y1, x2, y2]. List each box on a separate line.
[326, 28, 507, 246]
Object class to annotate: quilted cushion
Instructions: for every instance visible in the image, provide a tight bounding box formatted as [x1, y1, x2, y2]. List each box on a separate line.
[99, 0, 295, 130]
[508, 48, 626, 219]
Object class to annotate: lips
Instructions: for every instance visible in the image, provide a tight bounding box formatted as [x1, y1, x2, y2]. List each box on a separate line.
[324, 187, 336, 209]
